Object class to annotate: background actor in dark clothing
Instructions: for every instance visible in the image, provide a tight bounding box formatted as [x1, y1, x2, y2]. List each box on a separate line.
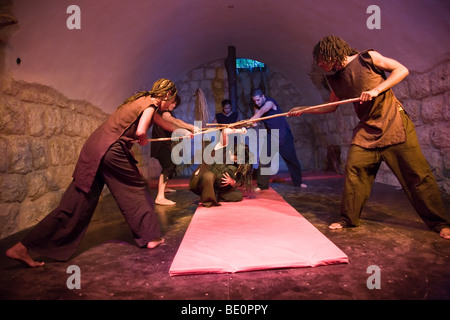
[6, 79, 178, 267]
[250, 89, 307, 191]
[214, 99, 239, 124]
[289, 35, 450, 239]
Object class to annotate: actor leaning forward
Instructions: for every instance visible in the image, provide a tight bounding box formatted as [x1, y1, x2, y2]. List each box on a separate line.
[6, 79, 178, 267]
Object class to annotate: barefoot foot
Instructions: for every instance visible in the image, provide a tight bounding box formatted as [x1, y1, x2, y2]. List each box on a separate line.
[155, 198, 176, 206]
[439, 228, 450, 239]
[329, 222, 344, 230]
[5, 242, 45, 267]
[147, 237, 165, 249]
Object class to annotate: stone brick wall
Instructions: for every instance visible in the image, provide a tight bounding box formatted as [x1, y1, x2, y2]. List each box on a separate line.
[173, 59, 306, 175]
[390, 59, 450, 194]
[0, 77, 109, 238]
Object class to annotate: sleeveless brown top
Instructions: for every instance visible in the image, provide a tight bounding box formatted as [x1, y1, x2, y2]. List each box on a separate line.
[326, 50, 406, 149]
[73, 98, 157, 193]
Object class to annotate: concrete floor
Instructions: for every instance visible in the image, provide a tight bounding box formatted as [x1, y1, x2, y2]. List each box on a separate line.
[1, 172, 449, 305]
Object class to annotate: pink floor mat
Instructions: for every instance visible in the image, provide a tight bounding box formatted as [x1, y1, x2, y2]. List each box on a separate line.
[169, 187, 348, 276]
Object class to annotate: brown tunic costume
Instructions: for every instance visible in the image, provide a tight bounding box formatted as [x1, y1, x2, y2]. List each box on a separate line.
[327, 50, 450, 231]
[21, 99, 161, 261]
[327, 50, 406, 149]
[73, 101, 149, 193]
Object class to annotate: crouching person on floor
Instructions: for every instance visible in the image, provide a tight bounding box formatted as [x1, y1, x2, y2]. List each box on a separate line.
[190, 142, 254, 208]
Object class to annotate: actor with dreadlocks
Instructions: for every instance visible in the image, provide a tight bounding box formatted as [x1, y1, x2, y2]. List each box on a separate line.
[6, 79, 178, 267]
[289, 35, 450, 239]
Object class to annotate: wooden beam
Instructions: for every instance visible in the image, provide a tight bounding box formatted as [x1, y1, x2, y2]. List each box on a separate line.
[224, 45, 238, 113]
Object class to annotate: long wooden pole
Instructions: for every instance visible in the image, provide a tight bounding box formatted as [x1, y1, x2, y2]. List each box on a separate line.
[225, 45, 238, 113]
[144, 97, 360, 142]
[140, 127, 221, 142]
[207, 97, 360, 128]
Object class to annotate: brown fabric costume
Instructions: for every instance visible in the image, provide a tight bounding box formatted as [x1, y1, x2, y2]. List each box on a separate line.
[327, 50, 406, 149]
[21, 100, 161, 261]
[327, 50, 450, 232]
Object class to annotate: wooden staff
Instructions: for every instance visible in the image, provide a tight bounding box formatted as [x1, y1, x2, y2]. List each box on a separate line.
[141, 97, 360, 143]
[206, 123, 228, 127]
[206, 97, 360, 128]
[138, 126, 222, 143]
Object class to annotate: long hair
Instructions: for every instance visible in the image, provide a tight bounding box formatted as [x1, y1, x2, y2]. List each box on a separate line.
[118, 78, 177, 109]
[313, 35, 359, 69]
[233, 143, 254, 193]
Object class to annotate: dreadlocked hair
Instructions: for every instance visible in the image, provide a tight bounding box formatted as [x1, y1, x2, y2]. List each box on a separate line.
[233, 144, 254, 194]
[313, 35, 359, 69]
[118, 91, 151, 109]
[117, 78, 177, 109]
[149, 78, 177, 100]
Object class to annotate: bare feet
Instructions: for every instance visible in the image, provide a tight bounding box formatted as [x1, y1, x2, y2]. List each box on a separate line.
[5, 242, 45, 267]
[155, 198, 176, 206]
[439, 228, 450, 239]
[328, 222, 344, 230]
[147, 237, 165, 249]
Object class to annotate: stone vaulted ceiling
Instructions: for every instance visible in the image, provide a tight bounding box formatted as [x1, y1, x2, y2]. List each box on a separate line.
[4, 0, 450, 113]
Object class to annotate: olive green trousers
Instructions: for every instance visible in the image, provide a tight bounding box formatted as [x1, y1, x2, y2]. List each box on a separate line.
[339, 112, 450, 232]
